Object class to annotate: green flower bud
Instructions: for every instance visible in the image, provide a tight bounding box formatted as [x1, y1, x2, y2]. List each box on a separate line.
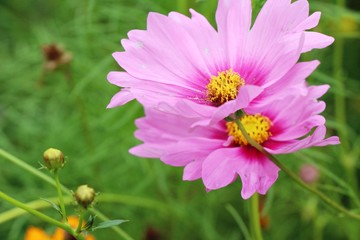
[74, 185, 96, 209]
[43, 148, 64, 170]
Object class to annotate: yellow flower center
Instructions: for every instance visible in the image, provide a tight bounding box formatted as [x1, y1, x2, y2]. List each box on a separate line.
[206, 69, 245, 105]
[226, 114, 272, 146]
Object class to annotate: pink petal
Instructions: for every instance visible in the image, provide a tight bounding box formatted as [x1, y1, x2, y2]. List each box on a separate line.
[202, 148, 240, 190]
[106, 89, 134, 108]
[183, 160, 203, 181]
[286, 0, 309, 30]
[261, 33, 305, 87]
[265, 126, 340, 154]
[308, 85, 330, 99]
[314, 136, 340, 147]
[158, 99, 214, 120]
[271, 115, 326, 141]
[262, 60, 320, 99]
[245, 27, 305, 88]
[137, 107, 195, 139]
[303, 32, 335, 51]
[284, 32, 334, 53]
[295, 12, 321, 31]
[129, 144, 163, 158]
[216, 0, 252, 66]
[236, 148, 279, 199]
[162, 138, 224, 167]
[212, 85, 264, 122]
[169, 9, 226, 72]
[115, 13, 213, 90]
[145, 12, 214, 84]
[107, 71, 202, 103]
[251, 0, 291, 39]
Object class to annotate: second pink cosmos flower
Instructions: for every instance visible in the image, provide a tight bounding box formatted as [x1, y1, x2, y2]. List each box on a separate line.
[130, 86, 339, 199]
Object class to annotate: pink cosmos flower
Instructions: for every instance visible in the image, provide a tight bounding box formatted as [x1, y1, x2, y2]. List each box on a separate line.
[107, 0, 333, 120]
[130, 85, 340, 199]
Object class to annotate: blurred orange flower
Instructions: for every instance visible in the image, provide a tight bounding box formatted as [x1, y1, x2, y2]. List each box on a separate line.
[24, 216, 95, 240]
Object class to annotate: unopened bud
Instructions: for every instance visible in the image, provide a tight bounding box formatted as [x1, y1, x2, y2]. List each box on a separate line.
[74, 185, 96, 209]
[42, 44, 72, 71]
[299, 164, 319, 184]
[43, 148, 64, 170]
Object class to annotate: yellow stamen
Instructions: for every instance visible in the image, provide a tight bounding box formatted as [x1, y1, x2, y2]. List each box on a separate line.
[226, 114, 272, 146]
[206, 69, 245, 105]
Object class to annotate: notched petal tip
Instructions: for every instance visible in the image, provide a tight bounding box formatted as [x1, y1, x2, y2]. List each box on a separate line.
[240, 173, 278, 200]
[107, 89, 135, 108]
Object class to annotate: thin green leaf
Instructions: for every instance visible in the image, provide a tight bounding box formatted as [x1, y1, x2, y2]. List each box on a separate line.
[40, 198, 63, 217]
[225, 204, 251, 240]
[83, 215, 96, 231]
[92, 220, 129, 231]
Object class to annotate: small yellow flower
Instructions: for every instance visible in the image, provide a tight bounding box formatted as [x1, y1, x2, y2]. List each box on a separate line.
[24, 216, 95, 240]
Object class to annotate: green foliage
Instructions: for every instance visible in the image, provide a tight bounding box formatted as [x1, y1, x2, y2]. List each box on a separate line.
[40, 198, 63, 218]
[91, 219, 129, 231]
[0, 0, 359, 239]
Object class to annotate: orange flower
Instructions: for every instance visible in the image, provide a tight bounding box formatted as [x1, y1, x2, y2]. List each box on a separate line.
[24, 226, 51, 240]
[24, 216, 95, 240]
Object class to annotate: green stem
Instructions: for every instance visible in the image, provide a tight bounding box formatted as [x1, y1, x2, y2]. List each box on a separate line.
[0, 148, 133, 239]
[234, 119, 360, 221]
[333, 3, 349, 158]
[0, 196, 72, 224]
[334, 0, 358, 200]
[0, 193, 168, 224]
[225, 204, 251, 240]
[76, 209, 85, 234]
[0, 191, 85, 240]
[54, 170, 67, 222]
[0, 149, 56, 188]
[64, 64, 93, 151]
[249, 193, 263, 240]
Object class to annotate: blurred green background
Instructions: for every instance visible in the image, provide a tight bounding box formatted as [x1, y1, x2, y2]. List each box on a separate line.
[0, 0, 359, 239]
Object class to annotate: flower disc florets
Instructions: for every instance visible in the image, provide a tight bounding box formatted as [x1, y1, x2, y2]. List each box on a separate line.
[206, 69, 245, 106]
[226, 114, 272, 146]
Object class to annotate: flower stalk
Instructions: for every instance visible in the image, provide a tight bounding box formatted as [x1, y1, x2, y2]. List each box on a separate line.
[249, 193, 263, 240]
[54, 170, 67, 222]
[0, 191, 85, 240]
[0, 148, 133, 240]
[234, 118, 360, 221]
[76, 209, 85, 234]
[333, 0, 358, 203]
